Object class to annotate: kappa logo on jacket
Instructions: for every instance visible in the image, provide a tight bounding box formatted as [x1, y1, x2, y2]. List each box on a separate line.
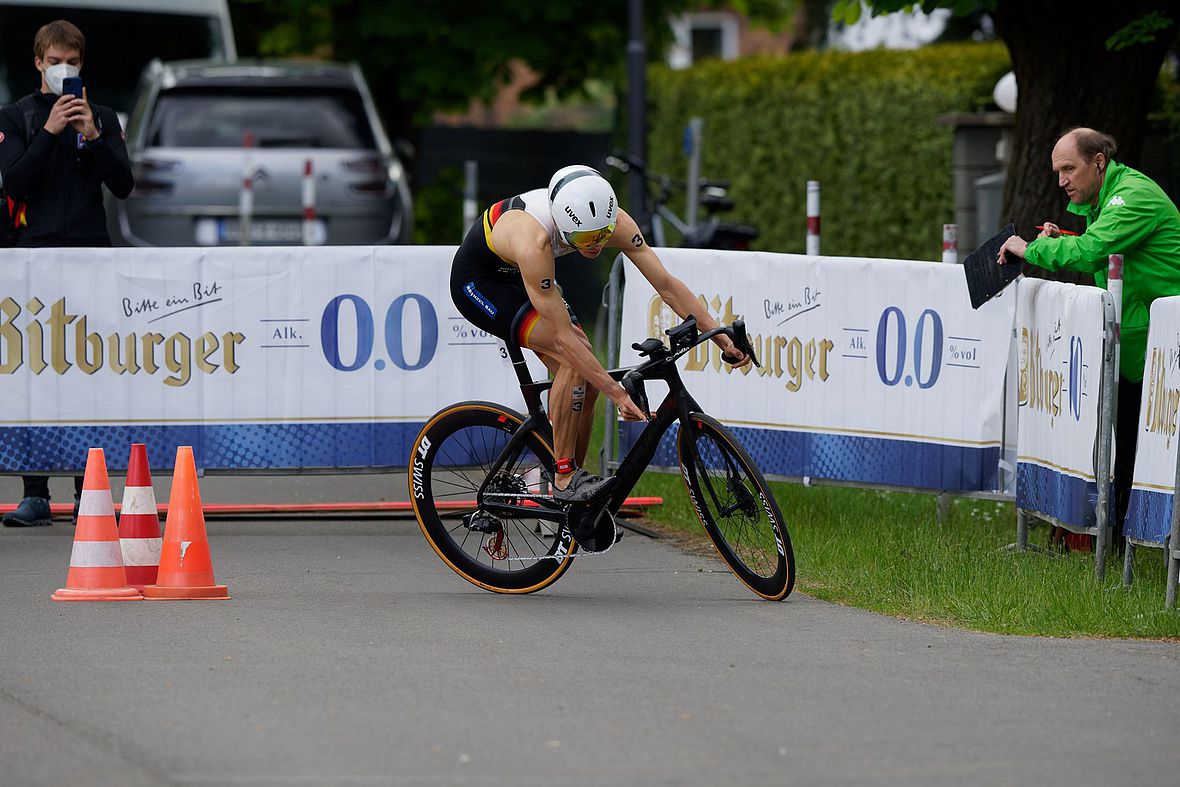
[1107, 195, 1126, 208]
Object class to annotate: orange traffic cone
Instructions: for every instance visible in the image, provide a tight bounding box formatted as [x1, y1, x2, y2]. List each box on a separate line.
[143, 446, 229, 600]
[52, 448, 142, 602]
[118, 443, 162, 591]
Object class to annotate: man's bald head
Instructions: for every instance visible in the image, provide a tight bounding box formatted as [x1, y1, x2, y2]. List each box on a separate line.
[1057, 127, 1118, 165]
[1051, 128, 1117, 207]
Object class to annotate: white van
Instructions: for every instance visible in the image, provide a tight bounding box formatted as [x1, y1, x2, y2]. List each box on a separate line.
[0, 0, 236, 112]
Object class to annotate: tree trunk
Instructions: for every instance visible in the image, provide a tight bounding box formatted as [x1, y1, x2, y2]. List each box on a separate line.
[788, 0, 832, 52]
[991, 1, 1176, 283]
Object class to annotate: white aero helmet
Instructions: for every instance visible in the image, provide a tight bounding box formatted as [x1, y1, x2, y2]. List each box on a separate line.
[548, 165, 618, 251]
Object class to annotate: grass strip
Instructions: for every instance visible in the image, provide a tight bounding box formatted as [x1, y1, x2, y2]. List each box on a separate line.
[632, 471, 1180, 639]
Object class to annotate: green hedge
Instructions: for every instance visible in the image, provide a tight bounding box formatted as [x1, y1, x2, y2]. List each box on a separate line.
[647, 42, 1011, 260]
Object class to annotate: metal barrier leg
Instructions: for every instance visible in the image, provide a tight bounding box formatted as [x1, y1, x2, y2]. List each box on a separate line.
[1093, 296, 1117, 583]
[936, 493, 951, 524]
[1122, 539, 1134, 588]
[1016, 508, 1028, 551]
[1167, 540, 1179, 609]
[1166, 439, 1180, 608]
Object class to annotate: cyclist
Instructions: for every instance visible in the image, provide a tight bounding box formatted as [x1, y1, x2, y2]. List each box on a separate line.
[450, 164, 748, 504]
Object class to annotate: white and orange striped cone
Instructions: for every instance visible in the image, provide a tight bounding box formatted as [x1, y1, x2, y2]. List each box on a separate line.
[52, 448, 142, 602]
[118, 443, 162, 591]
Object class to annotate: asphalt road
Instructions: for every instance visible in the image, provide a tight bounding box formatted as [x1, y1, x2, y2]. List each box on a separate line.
[1, 473, 1178, 786]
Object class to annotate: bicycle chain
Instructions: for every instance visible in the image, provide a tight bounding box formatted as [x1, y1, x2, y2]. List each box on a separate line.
[469, 491, 619, 559]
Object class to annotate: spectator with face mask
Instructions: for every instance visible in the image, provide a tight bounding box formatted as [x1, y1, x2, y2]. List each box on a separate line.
[0, 19, 134, 526]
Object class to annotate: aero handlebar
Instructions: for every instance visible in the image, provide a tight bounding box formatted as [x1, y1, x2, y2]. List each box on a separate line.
[621, 316, 760, 415]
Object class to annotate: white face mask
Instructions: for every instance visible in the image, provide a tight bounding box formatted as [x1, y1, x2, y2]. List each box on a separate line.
[43, 63, 80, 96]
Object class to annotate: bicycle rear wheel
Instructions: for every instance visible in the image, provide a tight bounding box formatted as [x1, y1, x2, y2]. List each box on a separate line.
[410, 401, 575, 594]
[677, 413, 794, 600]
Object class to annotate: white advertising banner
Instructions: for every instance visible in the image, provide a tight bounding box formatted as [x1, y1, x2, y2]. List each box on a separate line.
[1014, 278, 1110, 528]
[0, 246, 538, 472]
[1125, 296, 1180, 544]
[618, 249, 1016, 491]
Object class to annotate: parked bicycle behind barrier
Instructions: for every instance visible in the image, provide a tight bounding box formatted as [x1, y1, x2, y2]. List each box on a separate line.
[605, 152, 759, 250]
[409, 315, 795, 600]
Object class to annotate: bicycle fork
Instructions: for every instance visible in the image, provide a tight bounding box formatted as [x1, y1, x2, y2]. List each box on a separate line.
[681, 415, 757, 519]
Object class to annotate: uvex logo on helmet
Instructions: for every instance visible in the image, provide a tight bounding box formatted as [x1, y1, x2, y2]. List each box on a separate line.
[548, 164, 618, 249]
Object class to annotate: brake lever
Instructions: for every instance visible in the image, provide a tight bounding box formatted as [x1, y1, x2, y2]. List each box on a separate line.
[620, 369, 650, 416]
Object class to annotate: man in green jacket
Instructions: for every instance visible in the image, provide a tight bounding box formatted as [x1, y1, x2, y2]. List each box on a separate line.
[999, 127, 1180, 536]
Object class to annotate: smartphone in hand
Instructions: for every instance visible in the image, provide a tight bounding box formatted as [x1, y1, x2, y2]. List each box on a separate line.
[61, 76, 83, 98]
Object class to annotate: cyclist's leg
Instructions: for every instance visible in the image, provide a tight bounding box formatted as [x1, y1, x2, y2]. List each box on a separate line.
[525, 318, 606, 494]
[545, 361, 596, 468]
[526, 321, 590, 487]
[575, 383, 600, 464]
[536, 343, 600, 467]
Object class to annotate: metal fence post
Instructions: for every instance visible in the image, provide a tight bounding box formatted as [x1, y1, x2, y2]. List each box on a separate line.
[600, 254, 624, 473]
[1016, 508, 1029, 550]
[301, 159, 318, 246]
[1094, 291, 1117, 581]
[463, 160, 479, 236]
[685, 117, 703, 231]
[238, 130, 254, 246]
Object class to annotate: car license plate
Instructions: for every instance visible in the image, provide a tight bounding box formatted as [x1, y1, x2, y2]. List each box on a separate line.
[194, 217, 327, 245]
[219, 218, 303, 243]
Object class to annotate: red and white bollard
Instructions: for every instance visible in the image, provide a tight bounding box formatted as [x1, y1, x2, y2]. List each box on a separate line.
[942, 223, 958, 264]
[1108, 253, 1124, 334]
[302, 158, 319, 246]
[806, 180, 820, 256]
[238, 130, 254, 246]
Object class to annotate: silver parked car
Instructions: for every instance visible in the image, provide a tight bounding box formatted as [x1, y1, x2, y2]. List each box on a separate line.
[111, 59, 412, 246]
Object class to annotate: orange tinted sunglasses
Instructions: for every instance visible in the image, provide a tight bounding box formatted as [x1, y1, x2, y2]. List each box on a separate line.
[564, 223, 616, 250]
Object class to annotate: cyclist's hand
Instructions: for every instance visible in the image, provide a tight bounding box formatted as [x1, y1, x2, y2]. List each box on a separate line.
[721, 348, 749, 367]
[717, 340, 750, 368]
[613, 391, 650, 422]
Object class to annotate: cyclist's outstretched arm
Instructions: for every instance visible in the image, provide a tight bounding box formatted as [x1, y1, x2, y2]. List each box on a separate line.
[611, 210, 749, 366]
[495, 221, 648, 421]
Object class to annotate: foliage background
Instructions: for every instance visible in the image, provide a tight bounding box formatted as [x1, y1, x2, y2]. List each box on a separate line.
[645, 42, 1011, 259]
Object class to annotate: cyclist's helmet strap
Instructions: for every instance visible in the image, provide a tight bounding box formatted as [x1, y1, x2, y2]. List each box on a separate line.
[555, 457, 576, 475]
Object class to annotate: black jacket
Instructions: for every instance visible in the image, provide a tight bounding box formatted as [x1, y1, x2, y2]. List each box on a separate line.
[0, 90, 133, 247]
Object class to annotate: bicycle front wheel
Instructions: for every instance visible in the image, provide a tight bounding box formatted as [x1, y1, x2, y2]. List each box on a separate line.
[677, 413, 794, 600]
[410, 401, 575, 594]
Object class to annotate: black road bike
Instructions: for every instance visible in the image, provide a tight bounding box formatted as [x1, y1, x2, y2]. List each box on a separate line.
[408, 316, 795, 600]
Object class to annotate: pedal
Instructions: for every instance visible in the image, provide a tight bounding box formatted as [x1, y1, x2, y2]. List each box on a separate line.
[464, 511, 503, 534]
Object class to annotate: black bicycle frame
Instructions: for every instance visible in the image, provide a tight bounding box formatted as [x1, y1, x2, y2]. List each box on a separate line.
[474, 341, 703, 522]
